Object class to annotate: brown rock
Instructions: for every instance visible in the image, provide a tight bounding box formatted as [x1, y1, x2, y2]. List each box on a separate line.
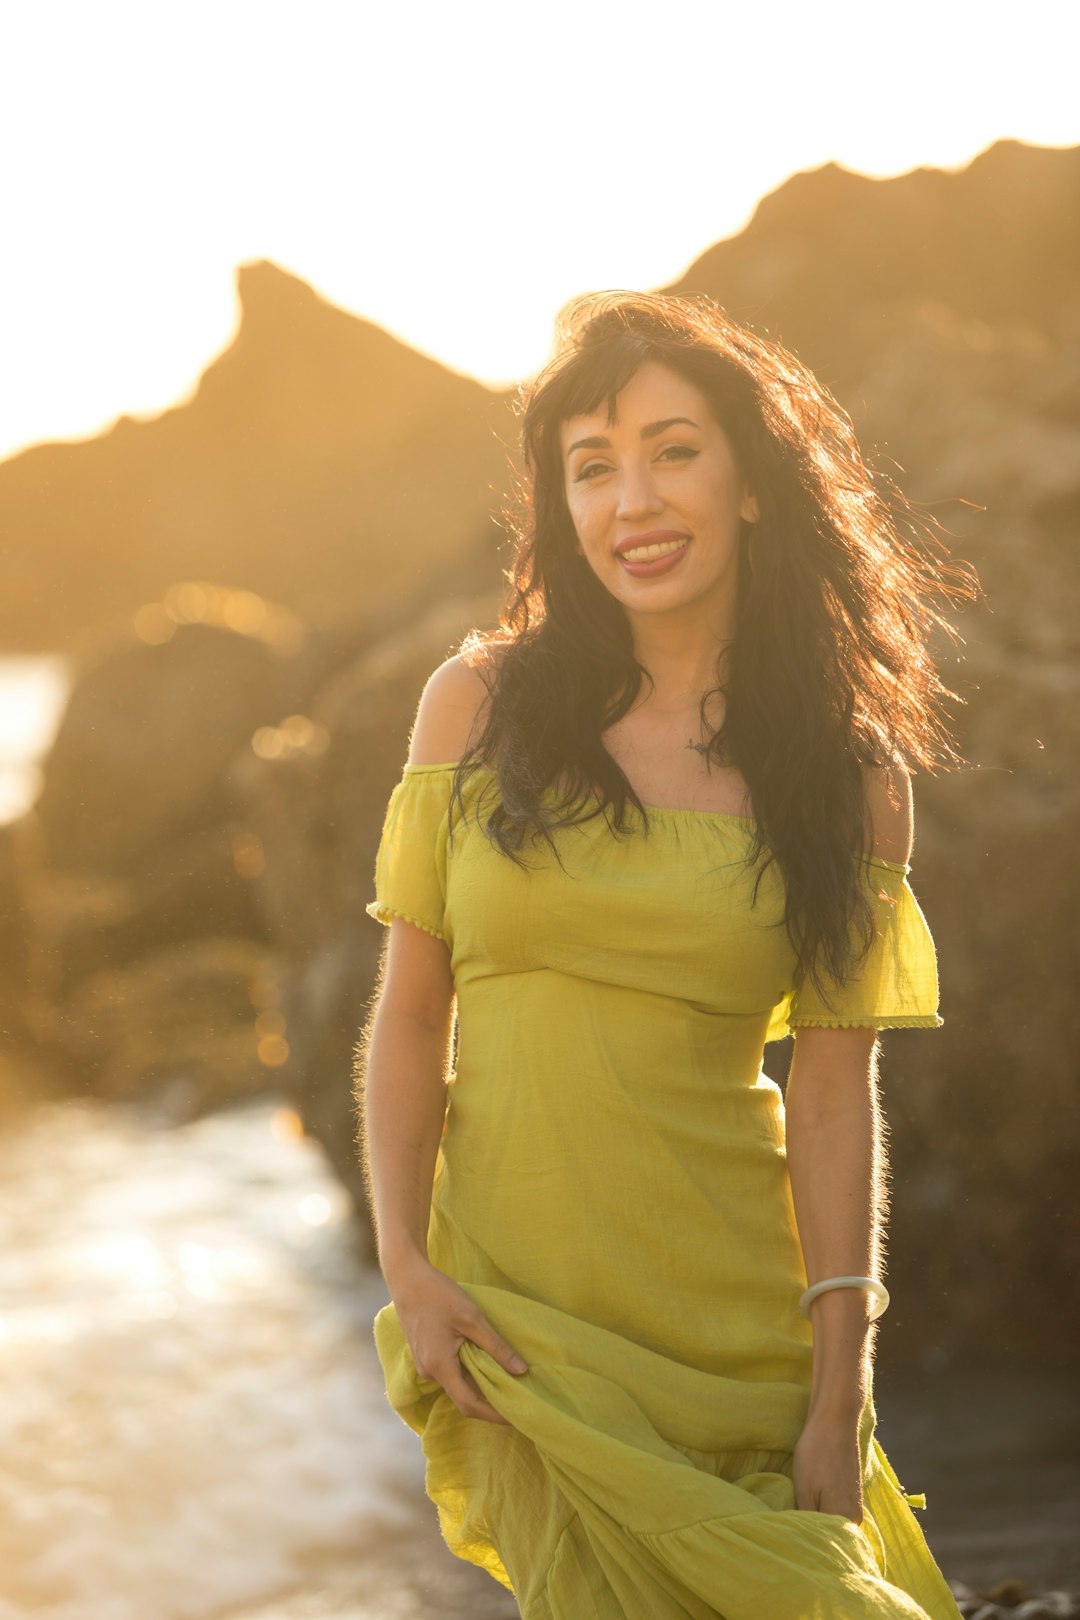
[34, 609, 318, 875]
[56, 935, 275, 1111]
[0, 262, 511, 652]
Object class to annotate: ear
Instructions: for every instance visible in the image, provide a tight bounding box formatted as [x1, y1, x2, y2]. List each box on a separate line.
[741, 489, 760, 524]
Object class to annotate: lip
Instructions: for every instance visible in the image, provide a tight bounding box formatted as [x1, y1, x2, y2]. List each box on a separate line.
[617, 534, 692, 580]
[614, 530, 691, 557]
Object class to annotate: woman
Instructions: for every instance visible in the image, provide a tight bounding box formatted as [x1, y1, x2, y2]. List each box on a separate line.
[358, 290, 975, 1619]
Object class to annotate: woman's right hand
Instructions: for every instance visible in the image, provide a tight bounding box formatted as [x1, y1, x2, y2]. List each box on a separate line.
[388, 1254, 529, 1426]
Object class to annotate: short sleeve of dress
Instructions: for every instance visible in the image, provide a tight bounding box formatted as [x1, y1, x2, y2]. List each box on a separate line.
[783, 857, 944, 1032]
[365, 764, 455, 943]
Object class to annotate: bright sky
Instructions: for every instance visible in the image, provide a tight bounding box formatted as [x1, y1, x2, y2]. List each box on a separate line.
[1, 0, 1077, 463]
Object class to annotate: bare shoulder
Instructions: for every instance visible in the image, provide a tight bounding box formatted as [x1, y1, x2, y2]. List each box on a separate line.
[861, 756, 914, 866]
[407, 638, 506, 766]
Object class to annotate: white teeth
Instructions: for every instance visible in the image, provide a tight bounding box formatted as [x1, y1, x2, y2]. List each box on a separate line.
[621, 537, 689, 562]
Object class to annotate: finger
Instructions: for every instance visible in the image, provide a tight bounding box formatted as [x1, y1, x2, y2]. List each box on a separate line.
[437, 1350, 508, 1423]
[442, 1361, 509, 1425]
[460, 1362, 509, 1419]
[460, 1310, 529, 1374]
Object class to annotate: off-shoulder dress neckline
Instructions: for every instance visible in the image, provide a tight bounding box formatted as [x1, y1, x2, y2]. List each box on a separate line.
[398, 761, 912, 876]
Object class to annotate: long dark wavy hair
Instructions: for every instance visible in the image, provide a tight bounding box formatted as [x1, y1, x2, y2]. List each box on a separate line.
[448, 290, 979, 1009]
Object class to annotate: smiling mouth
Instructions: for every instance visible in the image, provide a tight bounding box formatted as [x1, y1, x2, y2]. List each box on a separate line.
[620, 537, 690, 563]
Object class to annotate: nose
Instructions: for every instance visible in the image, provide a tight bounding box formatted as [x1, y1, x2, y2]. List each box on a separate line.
[615, 460, 665, 521]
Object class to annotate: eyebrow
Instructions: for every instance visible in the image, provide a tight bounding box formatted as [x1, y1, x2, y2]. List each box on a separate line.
[565, 417, 701, 459]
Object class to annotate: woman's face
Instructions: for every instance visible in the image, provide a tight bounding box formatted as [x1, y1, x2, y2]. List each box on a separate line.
[558, 359, 758, 623]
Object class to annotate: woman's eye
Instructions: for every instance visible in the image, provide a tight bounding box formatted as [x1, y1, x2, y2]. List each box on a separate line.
[573, 445, 697, 483]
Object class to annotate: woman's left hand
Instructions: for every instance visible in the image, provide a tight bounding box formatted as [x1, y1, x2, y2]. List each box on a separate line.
[792, 1411, 865, 1525]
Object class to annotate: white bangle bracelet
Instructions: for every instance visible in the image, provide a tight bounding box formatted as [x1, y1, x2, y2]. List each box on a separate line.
[799, 1276, 890, 1321]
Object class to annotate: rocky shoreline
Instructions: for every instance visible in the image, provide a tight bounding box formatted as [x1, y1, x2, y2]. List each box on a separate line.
[948, 1583, 1079, 1620]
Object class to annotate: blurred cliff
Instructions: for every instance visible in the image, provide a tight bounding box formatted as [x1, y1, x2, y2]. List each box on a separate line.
[0, 259, 512, 652]
[1, 137, 1077, 1368]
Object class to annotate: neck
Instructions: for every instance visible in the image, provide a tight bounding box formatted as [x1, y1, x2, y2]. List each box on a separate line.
[624, 606, 736, 712]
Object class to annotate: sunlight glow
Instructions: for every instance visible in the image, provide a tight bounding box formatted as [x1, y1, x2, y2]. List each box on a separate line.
[0, 655, 71, 820]
[1, 0, 1076, 461]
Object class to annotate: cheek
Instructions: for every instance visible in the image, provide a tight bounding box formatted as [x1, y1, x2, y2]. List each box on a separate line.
[703, 464, 746, 522]
[565, 493, 600, 549]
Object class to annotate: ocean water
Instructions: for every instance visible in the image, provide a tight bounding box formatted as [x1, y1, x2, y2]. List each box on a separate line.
[0, 653, 71, 825]
[0, 1090, 525, 1620]
[0, 1095, 448, 1620]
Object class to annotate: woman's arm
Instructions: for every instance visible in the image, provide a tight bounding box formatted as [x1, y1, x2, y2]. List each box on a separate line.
[357, 655, 528, 1425]
[359, 919, 456, 1292]
[785, 1024, 883, 1427]
[359, 652, 494, 1276]
[358, 655, 480, 1283]
[783, 759, 915, 1516]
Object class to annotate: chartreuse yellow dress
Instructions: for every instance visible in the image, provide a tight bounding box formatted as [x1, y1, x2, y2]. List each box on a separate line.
[366, 761, 960, 1620]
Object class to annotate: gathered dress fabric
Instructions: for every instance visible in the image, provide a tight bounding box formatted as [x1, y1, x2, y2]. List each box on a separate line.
[365, 761, 961, 1620]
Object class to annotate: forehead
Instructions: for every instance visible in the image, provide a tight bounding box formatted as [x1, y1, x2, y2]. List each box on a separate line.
[557, 360, 708, 449]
